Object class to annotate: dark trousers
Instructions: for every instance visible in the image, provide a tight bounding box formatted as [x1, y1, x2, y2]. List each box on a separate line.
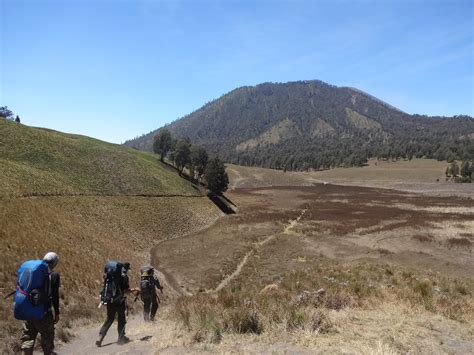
[142, 295, 158, 321]
[21, 311, 55, 354]
[99, 301, 126, 339]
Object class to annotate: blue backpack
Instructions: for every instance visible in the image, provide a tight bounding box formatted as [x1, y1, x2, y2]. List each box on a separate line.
[100, 261, 124, 304]
[13, 260, 50, 320]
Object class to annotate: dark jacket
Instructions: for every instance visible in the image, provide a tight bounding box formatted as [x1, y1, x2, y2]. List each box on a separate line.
[47, 272, 60, 315]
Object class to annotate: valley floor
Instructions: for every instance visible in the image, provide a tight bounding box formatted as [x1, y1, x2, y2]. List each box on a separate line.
[60, 181, 473, 354]
[227, 159, 474, 198]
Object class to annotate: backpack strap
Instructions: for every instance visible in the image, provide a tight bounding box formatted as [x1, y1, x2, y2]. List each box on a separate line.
[17, 284, 29, 297]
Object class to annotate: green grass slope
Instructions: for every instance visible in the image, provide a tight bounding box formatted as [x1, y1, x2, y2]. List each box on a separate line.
[0, 119, 199, 197]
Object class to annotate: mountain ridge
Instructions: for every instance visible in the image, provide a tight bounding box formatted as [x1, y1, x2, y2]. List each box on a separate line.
[125, 80, 474, 170]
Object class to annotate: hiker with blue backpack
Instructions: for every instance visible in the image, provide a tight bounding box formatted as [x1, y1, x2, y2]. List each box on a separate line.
[12, 252, 60, 355]
[96, 261, 139, 347]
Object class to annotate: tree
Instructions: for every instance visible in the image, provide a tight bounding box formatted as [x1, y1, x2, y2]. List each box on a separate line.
[449, 161, 460, 177]
[204, 157, 229, 195]
[0, 106, 14, 120]
[153, 129, 173, 162]
[15, 115, 20, 123]
[173, 139, 191, 175]
[460, 161, 471, 178]
[190, 145, 208, 182]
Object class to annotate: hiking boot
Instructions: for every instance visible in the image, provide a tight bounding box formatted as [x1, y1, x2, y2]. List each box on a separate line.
[117, 335, 130, 345]
[95, 335, 105, 347]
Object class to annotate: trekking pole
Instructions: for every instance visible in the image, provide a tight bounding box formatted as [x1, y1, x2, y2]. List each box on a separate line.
[3, 290, 15, 300]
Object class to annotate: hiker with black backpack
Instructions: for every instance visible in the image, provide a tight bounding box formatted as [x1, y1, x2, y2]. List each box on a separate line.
[96, 261, 139, 347]
[12, 252, 61, 355]
[139, 266, 163, 322]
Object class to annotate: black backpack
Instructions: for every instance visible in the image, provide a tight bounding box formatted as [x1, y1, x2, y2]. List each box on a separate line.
[140, 266, 155, 299]
[100, 261, 124, 304]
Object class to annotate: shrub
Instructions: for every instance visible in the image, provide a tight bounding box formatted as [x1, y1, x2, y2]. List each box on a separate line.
[412, 280, 431, 299]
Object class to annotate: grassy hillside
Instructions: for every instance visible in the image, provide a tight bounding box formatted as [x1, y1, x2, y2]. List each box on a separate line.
[0, 119, 199, 197]
[0, 119, 221, 352]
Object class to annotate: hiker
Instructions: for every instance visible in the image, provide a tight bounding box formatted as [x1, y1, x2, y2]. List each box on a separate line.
[96, 261, 139, 347]
[15, 252, 61, 355]
[139, 266, 163, 322]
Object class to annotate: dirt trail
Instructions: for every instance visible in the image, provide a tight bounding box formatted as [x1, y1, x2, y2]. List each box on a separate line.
[59, 208, 310, 353]
[210, 208, 307, 293]
[283, 208, 307, 234]
[58, 312, 313, 354]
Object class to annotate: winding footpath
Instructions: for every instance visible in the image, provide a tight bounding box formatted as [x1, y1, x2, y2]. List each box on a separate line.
[209, 208, 307, 293]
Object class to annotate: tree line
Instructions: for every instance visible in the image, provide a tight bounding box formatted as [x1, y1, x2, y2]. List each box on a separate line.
[445, 161, 473, 183]
[153, 129, 229, 194]
[0, 106, 21, 123]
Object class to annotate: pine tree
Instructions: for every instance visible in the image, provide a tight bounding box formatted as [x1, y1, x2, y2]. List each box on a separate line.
[204, 157, 229, 195]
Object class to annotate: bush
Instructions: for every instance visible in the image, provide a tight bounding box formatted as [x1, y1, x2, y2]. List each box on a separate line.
[412, 280, 431, 299]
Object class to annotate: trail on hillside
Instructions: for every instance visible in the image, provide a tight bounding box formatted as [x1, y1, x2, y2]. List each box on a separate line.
[209, 208, 307, 293]
[3, 192, 205, 199]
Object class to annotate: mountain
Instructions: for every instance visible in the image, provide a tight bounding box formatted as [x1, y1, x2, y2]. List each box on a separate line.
[125, 80, 474, 170]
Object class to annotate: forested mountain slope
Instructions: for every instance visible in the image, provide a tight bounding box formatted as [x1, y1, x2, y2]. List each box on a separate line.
[125, 80, 474, 170]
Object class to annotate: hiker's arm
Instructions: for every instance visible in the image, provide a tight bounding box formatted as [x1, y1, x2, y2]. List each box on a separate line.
[122, 275, 139, 295]
[52, 273, 61, 322]
[154, 277, 164, 292]
[126, 288, 140, 295]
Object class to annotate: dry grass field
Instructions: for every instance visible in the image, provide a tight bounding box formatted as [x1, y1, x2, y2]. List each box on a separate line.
[227, 159, 474, 198]
[153, 183, 473, 353]
[0, 196, 222, 352]
[59, 161, 473, 354]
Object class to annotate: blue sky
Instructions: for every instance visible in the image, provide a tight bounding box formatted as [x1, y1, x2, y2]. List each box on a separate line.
[1, 0, 473, 143]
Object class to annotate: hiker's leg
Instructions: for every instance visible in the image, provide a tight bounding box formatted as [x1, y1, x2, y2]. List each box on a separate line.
[150, 296, 158, 320]
[143, 298, 151, 321]
[117, 301, 127, 338]
[99, 303, 117, 337]
[38, 312, 55, 355]
[20, 320, 38, 355]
